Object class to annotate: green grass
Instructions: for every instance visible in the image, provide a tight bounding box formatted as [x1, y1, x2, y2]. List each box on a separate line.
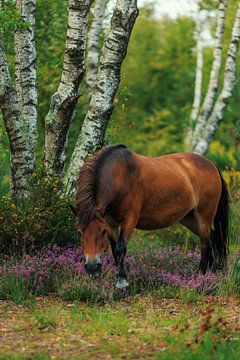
[0, 274, 35, 305]
[0, 296, 239, 359]
[33, 308, 58, 330]
[156, 337, 240, 360]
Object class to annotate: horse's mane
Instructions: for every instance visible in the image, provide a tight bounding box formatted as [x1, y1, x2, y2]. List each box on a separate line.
[76, 144, 127, 227]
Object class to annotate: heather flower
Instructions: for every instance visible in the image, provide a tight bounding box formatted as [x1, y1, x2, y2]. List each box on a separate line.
[0, 245, 223, 301]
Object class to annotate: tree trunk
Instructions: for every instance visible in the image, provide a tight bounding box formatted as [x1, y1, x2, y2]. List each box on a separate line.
[14, 0, 38, 164]
[65, 0, 139, 194]
[191, 0, 228, 148]
[44, 0, 93, 177]
[193, 0, 240, 155]
[0, 42, 33, 198]
[185, 13, 203, 148]
[86, 0, 106, 97]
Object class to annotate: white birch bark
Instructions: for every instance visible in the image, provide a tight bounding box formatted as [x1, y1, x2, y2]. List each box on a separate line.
[0, 42, 33, 198]
[65, 0, 139, 194]
[14, 0, 38, 162]
[193, 0, 240, 155]
[190, 19, 203, 122]
[185, 13, 203, 148]
[191, 0, 228, 148]
[44, 0, 93, 176]
[86, 0, 106, 96]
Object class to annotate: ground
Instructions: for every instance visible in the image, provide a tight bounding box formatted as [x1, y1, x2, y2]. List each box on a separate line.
[0, 294, 240, 360]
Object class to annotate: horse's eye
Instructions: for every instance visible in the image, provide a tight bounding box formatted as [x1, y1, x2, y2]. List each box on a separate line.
[100, 228, 107, 237]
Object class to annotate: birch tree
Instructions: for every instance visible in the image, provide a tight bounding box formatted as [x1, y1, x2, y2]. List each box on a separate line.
[1, 0, 139, 197]
[0, 42, 32, 197]
[0, 0, 37, 197]
[65, 0, 139, 193]
[86, 0, 106, 97]
[185, 11, 203, 147]
[190, 16, 203, 123]
[14, 0, 38, 162]
[189, 0, 228, 150]
[44, 0, 93, 177]
[193, 0, 240, 154]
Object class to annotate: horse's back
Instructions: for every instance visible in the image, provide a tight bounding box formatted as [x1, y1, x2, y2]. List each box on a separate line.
[134, 151, 220, 194]
[132, 151, 221, 229]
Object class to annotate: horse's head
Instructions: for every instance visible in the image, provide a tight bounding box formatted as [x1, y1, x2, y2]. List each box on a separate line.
[77, 216, 109, 277]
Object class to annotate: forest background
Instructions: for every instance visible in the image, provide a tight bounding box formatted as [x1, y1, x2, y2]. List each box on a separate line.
[1, 0, 240, 196]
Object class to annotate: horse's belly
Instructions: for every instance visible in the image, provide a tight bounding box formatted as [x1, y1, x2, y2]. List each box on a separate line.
[136, 211, 183, 230]
[136, 190, 194, 230]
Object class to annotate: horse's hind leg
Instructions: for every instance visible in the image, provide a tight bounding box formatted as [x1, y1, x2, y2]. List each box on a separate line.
[197, 208, 218, 273]
[199, 233, 212, 274]
[180, 209, 213, 274]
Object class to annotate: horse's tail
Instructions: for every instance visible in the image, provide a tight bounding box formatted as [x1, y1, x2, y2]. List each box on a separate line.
[209, 169, 229, 269]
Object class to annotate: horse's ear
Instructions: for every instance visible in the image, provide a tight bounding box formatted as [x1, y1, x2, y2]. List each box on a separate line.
[70, 205, 77, 216]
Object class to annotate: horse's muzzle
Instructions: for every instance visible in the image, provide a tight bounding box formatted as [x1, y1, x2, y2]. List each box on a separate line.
[85, 262, 102, 277]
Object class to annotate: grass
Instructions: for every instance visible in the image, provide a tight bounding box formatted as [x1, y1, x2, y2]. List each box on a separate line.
[0, 295, 239, 359]
[0, 274, 35, 305]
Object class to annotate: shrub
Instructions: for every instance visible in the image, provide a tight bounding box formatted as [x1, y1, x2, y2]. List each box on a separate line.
[0, 168, 79, 255]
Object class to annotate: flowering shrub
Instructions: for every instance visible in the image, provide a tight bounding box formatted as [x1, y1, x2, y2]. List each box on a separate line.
[0, 169, 79, 255]
[0, 245, 221, 303]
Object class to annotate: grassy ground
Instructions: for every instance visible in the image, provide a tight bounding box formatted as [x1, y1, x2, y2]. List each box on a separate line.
[0, 294, 240, 359]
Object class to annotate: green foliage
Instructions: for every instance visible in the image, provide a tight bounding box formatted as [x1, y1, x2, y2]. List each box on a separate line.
[0, 0, 29, 34]
[1, 1, 240, 195]
[0, 169, 78, 254]
[0, 274, 35, 305]
[108, 13, 196, 155]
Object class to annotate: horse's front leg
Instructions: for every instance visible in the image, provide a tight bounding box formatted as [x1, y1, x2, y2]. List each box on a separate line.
[110, 233, 128, 288]
[110, 216, 136, 289]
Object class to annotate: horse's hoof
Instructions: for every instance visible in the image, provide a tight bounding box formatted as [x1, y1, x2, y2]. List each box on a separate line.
[116, 278, 129, 289]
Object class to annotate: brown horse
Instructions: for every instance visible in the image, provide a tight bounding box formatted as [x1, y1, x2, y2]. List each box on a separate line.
[73, 145, 229, 288]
